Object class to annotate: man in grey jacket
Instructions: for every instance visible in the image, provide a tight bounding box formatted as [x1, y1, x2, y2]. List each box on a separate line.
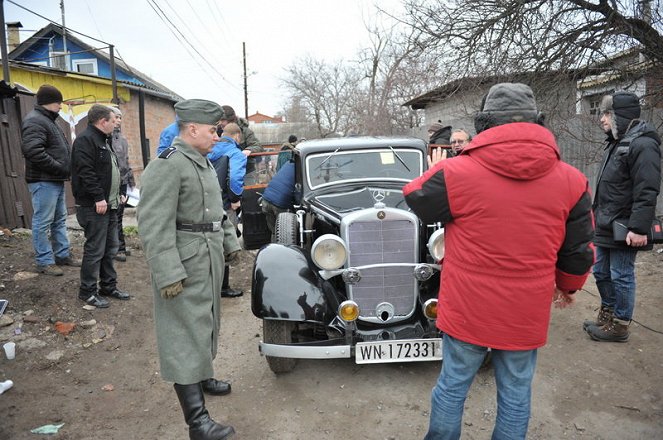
[21, 84, 80, 275]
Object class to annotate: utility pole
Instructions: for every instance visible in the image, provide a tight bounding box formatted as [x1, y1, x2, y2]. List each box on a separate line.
[60, 0, 69, 71]
[0, 0, 11, 82]
[243, 42, 248, 119]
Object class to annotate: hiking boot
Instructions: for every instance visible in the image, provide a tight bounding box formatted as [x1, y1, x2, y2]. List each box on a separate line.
[114, 252, 127, 262]
[587, 318, 630, 342]
[36, 264, 64, 276]
[55, 256, 82, 267]
[583, 305, 613, 332]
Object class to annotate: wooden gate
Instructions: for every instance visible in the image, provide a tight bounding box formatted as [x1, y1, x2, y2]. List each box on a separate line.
[0, 81, 32, 229]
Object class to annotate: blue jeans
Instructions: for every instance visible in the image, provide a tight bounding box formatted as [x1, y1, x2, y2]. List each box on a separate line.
[28, 181, 70, 266]
[425, 334, 537, 440]
[593, 246, 638, 321]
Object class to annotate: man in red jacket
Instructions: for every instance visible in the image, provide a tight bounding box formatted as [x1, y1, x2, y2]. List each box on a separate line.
[403, 83, 594, 440]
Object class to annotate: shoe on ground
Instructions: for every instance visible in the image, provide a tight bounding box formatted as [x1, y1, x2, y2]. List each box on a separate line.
[99, 288, 131, 300]
[37, 264, 64, 276]
[55, 256, 81, 267]
[114, 252, 127, 262]
[582, 305, 613, 332]
[79, 294, 110, 308]
[587, 318, 630, 342]
[201, 378, 232, 396]
[221, 288, 243, 298]
[124, 249, 132, 256]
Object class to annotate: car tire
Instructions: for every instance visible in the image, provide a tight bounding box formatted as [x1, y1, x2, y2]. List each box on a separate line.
[275, 212, 298, 245]
[263, 320, 298, 374]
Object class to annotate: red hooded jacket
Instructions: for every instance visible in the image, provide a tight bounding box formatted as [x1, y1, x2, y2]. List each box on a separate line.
[403, 123, 594, 350]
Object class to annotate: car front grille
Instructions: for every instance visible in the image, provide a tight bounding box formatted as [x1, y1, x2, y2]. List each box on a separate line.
[345, 214, 417, 321]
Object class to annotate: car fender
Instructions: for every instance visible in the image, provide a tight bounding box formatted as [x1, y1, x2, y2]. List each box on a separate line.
[251, 243, 330, 322]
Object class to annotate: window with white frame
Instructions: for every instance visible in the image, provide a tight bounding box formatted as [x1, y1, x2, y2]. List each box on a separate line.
[72, 59, 98, 75]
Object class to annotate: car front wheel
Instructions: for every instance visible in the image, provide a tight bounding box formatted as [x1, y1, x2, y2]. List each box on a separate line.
[263, 320, 298, 374]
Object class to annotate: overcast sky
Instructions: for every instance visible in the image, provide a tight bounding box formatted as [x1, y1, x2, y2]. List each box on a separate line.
[5, 0, 403, 116]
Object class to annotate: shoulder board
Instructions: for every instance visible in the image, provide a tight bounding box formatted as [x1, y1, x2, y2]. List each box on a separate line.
[159, 146, 178, 159]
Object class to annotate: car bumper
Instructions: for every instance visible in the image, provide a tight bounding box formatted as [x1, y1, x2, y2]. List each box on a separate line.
[259, 341, 352, 359]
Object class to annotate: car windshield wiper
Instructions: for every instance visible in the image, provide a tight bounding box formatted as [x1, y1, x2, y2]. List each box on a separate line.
[388, 146, 411, 172]
[315, 147, 341, 170]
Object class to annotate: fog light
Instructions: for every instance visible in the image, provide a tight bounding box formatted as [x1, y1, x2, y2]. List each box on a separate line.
[342, 268, 362, 284]
[414, 264, 434, 281]
[423, 298, 438, 320]
[338, 300, 359, 322]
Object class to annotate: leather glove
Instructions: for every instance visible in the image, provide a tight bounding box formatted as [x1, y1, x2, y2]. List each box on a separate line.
[160, 280, 183, 299]
[225, 250, 241, 265]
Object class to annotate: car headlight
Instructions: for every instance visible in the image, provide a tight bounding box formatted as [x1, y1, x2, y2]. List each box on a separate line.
[311, 234, 348, 270]
[338, 300, 359, 322]
[427, 228, 445, 262]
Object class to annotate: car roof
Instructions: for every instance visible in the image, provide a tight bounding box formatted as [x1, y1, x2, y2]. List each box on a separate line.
[296, 136, 427, 157]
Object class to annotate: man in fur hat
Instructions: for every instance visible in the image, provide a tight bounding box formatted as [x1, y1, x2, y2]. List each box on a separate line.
[583, 91, 661, 342]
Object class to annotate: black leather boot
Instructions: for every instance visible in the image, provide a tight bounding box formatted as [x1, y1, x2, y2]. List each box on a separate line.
[201, 378, 231, 396]
[221, 266, 243, 298]
[174, 383, 235, 440]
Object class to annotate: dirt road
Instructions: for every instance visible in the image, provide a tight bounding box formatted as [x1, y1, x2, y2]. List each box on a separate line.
[1, 229, 662, 439]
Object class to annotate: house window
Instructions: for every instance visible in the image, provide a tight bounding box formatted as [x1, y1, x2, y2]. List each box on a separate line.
[50, 51, 68, 70]
[72, 59, 98, 75]
[589, 98, 601, 116]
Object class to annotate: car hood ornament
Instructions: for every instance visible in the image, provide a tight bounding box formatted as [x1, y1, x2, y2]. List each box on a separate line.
[372, 190, 386, 210]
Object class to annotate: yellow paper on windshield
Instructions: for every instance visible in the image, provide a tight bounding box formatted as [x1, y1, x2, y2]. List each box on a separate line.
[380, 152, 395, 164]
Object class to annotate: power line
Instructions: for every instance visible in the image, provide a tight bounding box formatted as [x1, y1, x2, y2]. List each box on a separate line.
[6, 0, 109, 45]
[145, 0, 219, 86]
[161, 0, 213, 56]
[147, 0, 236, 89]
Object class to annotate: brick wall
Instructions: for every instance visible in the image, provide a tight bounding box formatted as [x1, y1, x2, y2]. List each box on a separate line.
[118, 91, 176, 186]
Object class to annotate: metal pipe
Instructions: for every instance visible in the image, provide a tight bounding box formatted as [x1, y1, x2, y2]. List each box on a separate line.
[0, 0, 11, 82]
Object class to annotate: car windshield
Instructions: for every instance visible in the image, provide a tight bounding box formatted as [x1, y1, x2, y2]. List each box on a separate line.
[306, 148, 423, 190]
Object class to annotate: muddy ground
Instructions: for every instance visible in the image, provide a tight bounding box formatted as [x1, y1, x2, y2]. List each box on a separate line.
[0, 218, 662, 440]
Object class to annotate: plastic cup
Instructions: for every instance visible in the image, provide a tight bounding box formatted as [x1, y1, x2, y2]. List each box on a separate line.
[3, 342, 15, 360]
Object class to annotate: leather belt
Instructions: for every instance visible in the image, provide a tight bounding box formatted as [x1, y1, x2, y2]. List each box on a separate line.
[176, 221, 221, 232]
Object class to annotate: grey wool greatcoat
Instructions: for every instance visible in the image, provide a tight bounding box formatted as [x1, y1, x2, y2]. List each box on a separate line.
[137, 137, 240, 384]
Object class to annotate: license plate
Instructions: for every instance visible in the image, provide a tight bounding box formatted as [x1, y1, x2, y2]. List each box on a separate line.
[355, 338, 442, 364]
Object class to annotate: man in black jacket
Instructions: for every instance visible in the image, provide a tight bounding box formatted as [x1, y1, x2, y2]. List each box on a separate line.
[584, 91, 661, 342]
[21, 84, 80, 275]
[72, 105, 131, 308]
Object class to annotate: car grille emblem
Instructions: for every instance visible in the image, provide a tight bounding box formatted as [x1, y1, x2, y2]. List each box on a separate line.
[377, 211, 386, 220]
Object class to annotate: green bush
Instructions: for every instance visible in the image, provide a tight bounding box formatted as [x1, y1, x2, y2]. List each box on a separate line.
[123, 225, 139, 236]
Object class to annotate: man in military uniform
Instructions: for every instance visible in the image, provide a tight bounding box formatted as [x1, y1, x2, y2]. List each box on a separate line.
[138, 99, 240, 440]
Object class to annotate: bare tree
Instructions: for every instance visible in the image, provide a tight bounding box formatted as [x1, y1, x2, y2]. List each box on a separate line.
[281, 56, 364, 138]
[402, 0, 663, 76]
[356, 19, 449, 135]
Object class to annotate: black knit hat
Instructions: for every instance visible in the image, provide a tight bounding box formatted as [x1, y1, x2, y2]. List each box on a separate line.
[36, 85, 63, 105]
[220, 105, 236, 121]
[603, 91, 641, 139]
[474, 83, 543, 133]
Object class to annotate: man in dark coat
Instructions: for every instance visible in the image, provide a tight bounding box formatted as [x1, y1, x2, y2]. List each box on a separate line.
[109, 107, 135, 262]
[71, 104, 130, 308]
[138, 99, 239, 440]
[219, 105, 263, 185]
[21, 84, 80, 275]
[584, 91, 661, 342]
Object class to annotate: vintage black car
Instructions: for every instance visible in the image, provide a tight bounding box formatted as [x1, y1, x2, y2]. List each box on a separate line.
[249, 136, 445, 373]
